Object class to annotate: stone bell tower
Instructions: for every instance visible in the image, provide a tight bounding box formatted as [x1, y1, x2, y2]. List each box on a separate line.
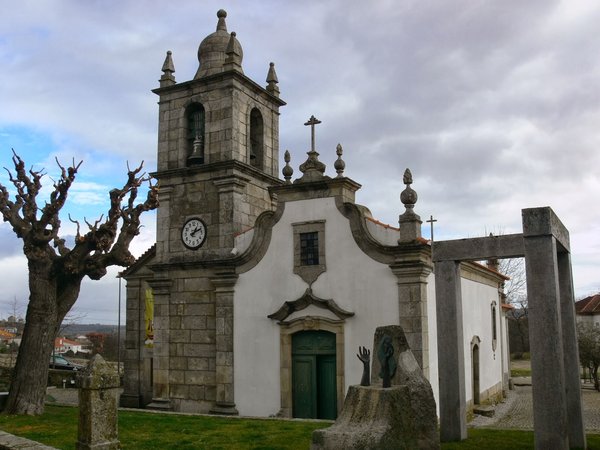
[145, 9, 285, 414]
[153, 9, 285, 262]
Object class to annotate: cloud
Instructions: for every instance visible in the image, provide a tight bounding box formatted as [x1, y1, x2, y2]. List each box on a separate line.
[1, 0, 599, 323]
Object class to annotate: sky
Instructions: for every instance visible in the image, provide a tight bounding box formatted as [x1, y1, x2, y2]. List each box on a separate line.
[0, 0, 599, 324]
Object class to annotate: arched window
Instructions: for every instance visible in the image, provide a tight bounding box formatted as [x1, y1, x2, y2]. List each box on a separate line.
[187, 104, 205, 165]
[249, 108, 263, 168]
[491, 301, 498, 352]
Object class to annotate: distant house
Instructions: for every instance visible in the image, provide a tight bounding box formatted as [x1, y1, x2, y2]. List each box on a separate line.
[575, 294, 600, 327]
[0, 329, 16, 343]
[54, 337, 89, 354]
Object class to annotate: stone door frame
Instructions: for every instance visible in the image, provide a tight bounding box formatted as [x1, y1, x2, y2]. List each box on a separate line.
[277, 317, 345, 418]
[433, 207, 585, 450]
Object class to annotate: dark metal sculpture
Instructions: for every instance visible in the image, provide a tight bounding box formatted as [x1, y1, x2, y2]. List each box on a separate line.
[357, 346, 371, 386]
[378, 335, 397, 388]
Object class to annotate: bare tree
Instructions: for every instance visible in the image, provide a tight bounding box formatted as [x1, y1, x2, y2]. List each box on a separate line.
[499, 257, 529, 353]
[499, 257, 527, 305]
[58, 308, 88, 338]
[577, 322, 600, 391]
[0, 151, 158, 415]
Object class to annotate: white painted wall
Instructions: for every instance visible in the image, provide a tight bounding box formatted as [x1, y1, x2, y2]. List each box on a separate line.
[427, 270, 506, 414]
[234, 197, 507, 417]
[577, 314, 600, 327]
[461, 278, 503, 404]
[234, 197, 399, 416]
[365, 218, 399, 245]
[426, 274, 440, 415]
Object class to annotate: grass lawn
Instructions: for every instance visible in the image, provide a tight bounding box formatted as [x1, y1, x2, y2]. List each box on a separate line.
[510, 368, 532, 377]
[0, 405, 599, 449]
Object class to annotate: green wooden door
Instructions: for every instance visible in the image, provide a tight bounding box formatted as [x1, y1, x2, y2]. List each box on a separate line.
[292, 331, 337, 419]
[317, 354, 337, 419]
[292, 355, 316, 418]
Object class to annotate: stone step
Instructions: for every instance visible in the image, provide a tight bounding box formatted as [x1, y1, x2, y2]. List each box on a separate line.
[146, 398, 173, 411]
[473, 405, 495, 417]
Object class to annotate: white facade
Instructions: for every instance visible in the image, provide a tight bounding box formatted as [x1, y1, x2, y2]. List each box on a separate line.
[234, 197, 399, 416]
[231, 175, 509, 417]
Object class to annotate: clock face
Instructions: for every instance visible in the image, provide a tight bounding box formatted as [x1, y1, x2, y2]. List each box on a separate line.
[181, 218, 207, 250]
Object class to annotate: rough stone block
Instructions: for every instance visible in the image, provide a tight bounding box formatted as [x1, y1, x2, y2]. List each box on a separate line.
[312, 325, 439, 449]
[311, 385, 439, 450]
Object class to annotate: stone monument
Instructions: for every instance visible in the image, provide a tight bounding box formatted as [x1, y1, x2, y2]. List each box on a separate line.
[311, 325, 439, 449]
[77, 354, 120, 450]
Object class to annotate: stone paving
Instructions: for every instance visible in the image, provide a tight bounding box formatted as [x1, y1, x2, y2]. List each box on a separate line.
[470, 383, 600, 432]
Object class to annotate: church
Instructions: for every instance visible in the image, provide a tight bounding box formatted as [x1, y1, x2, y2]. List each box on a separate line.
[121, 9, 511, 420]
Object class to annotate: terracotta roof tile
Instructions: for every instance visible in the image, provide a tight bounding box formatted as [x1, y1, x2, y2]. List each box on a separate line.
[575, 294, 600, 315]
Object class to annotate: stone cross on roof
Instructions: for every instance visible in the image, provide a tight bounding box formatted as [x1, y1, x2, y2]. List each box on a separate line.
[426, 215, 437, 242]
[304, 115, 321, 152]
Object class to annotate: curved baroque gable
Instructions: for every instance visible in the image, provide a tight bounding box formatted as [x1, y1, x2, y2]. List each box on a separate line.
[268, 288, 354, 322]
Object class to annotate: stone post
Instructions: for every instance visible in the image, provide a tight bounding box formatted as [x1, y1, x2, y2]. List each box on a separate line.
[77, 354, 120, 450]
[557, 251, 586, 449]
[522, 207, 585, 450]
[434, 259, 467, 442]
[210, 271, 239, 415]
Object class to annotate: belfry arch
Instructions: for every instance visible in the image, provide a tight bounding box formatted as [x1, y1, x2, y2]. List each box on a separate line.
[433, 207, 585, 450]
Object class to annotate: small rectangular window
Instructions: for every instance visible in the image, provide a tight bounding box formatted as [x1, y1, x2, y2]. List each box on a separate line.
[300, 232, 319, 265]
[293, 221, 326, 284]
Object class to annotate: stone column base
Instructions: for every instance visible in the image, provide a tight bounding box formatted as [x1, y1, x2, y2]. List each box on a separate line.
[210, 401, 239, 415]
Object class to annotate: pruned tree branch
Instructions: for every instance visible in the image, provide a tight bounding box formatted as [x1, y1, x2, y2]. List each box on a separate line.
[0, 151, 157, 416]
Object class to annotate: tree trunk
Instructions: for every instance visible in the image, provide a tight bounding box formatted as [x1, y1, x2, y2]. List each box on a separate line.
[4, 262, 63, 415]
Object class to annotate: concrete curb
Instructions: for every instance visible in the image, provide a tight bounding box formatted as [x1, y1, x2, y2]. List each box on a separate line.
[0, 430, 57, 450]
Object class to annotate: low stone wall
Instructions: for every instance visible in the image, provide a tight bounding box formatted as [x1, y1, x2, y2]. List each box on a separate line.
[48, 369, 78, 388]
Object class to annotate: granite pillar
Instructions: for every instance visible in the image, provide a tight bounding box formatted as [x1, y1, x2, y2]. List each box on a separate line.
[390, 255, 433, 378]
[557, 251, 586, 449]
[147, 277, 173, 410]
[522, 207, 585, 450]
[210, 271, 239, 415]
[434, 259, 467, 442]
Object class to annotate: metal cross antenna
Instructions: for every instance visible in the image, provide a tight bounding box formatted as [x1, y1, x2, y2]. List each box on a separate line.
[304, 115, 321, 152]
[426, 215, 437, 242]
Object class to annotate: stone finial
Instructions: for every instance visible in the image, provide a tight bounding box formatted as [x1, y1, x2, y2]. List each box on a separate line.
[282, 150, 293, 183]
[296, 150, 327, 183]
[266, 62, 280, 97]
[334, 143, 345, 178]
[401, 168, 417, 207]
[224, 32, 243, 73]
[399, 168, 422, 243]
[216, 9, 228, 31]
[159, 51, 176, 87]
